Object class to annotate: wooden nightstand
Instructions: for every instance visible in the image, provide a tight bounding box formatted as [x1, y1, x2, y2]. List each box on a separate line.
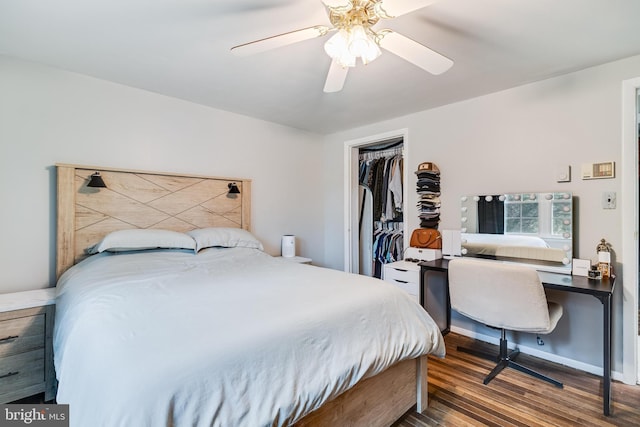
[0, 288, 56, 403]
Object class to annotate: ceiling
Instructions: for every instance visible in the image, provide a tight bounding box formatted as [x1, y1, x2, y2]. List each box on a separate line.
[2, 0, 640, 134]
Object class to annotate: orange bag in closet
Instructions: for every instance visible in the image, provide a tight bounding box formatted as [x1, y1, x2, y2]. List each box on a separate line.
[409, 228, 442, 249]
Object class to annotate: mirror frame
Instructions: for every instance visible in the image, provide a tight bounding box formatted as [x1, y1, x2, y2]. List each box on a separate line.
[460, 192, 573, 274]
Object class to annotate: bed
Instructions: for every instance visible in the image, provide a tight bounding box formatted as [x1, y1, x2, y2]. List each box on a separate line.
[54, 164, 445, 427]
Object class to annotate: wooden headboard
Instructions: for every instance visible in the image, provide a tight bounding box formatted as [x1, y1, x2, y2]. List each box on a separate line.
[56, 164, 251, 279]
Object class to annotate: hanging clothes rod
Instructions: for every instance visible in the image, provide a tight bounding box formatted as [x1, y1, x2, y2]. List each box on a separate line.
[374, 220, 403, 230]
[360, 138, 403, 152]
[359, 146, 403, 160]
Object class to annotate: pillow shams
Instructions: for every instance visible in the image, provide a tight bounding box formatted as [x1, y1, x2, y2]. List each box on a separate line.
[87, 229, 196, 254]
[187, 227, 264, 252]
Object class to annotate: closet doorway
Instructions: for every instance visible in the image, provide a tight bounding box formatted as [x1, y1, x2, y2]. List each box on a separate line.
[343, 129, 409, 277]
[636, 87, 640, 384]
[622, 77, 639, 385]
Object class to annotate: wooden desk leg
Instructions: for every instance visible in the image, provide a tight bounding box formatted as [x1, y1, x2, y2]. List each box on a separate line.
[602, 293, 612, 416]
[420, 269, 451, 335]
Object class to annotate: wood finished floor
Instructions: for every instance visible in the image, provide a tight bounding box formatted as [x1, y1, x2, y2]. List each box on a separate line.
[394, 333, 640, 427]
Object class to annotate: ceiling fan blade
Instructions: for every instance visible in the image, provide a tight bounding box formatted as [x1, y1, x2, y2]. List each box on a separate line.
[375, 0, 440, 18]
[231, 26, 331, 56]
[378, 30, 453, 75]
[324, 60, 349, 93]
[322, 0, 352, 8]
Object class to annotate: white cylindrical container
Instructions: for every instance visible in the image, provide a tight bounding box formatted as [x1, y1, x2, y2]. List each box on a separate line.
[281, 235, 296, 258]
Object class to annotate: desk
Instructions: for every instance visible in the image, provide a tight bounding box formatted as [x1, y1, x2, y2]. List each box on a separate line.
[419, 258, 616, 416]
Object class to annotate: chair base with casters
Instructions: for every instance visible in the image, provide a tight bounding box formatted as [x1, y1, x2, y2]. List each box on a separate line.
[456, 330, 563, 387]
[476, 329, 563, 388]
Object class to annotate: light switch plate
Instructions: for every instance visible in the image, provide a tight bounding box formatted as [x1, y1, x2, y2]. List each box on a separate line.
[556, 165, 571, 182]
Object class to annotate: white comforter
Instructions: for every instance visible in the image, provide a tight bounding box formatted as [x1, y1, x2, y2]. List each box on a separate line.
[54, 247, 445, 427]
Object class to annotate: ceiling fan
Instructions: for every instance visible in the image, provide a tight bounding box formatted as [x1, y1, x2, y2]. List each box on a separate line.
[230, 0, 453, 93]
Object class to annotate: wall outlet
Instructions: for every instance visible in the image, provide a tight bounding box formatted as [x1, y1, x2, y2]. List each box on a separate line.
[602, 191, 616, 209]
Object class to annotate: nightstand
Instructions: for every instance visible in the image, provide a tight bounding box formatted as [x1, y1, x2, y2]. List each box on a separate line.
[0, 288, 56, 403]
[277, 256, 312, 264]
[383, 261, 420, 303]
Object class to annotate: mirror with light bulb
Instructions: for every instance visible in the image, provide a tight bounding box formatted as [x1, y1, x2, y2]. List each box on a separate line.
[460, 192, 573, 274]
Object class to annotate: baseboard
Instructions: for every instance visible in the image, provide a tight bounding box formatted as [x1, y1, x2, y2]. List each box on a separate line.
[450, 326, 624, 382]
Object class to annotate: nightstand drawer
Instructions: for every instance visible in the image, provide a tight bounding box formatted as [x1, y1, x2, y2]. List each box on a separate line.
[0, 314, 45, 358]
[383, 265, 419, 284]
[384, 261, 420, 283]
[0, 348, 45, 397]
[0, 290, 56, 403]
[388, 280, 420, 300]
[383, 262, 420, 302]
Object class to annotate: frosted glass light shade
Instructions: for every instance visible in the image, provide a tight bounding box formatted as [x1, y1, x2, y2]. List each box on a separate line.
[325, 26, 381, 67]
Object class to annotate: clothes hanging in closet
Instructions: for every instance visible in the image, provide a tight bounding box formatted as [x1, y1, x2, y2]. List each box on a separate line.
[359, 148, 404, 278]
[371, 223, 404, 279]
[359, 154, 404, 222]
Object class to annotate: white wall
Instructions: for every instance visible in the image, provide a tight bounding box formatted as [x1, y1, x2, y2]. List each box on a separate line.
[0, 56, 325, 293]
[322, 54, 640, 372]
[3, 51, 638, 373]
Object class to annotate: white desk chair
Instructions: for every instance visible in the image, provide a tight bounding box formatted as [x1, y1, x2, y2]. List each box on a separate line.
[448, 258, 564, 388]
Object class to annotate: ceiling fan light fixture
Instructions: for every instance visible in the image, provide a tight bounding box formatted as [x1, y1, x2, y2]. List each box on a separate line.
[340, 53, 357, 68]
[372, 2, 392, 19]
[322, 0, 353, 10]
[357, 30, 382, 64]
[324, 25, 381, 67]
[348, 25, 371, 55]
[324, 30, 349, 59]
[233, 0, 453, 93]
[348, 25, 381, 64]
[360, 44, 381, 65]
[325, 30, 356, 67]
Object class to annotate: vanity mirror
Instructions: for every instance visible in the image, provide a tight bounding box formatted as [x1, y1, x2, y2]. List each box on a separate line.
[460, 192, 573, 273]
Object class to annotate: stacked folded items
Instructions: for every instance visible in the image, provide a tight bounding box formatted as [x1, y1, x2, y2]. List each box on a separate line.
[418, 196, 440, 215]
[416, 177, 440, 195]
[415, 162, 441, 229]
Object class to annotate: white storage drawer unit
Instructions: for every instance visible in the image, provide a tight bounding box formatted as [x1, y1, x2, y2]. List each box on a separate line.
[383, 261, 420, 303]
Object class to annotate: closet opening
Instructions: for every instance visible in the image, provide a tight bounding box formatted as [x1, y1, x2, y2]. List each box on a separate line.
[344, 129, 409, 277]
[357, 137, 405, 278]
[621, 77, 639, 385]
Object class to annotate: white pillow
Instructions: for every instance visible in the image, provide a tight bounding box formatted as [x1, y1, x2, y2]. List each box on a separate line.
[87, 229, 196, 254]
[187, 227, 264, 252]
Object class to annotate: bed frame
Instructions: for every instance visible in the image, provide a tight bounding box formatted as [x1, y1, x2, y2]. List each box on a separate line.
[55, 163, 429, 426]
[55, 163, 252, 278]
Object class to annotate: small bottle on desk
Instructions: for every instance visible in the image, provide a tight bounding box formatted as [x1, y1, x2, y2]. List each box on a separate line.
[595, 238, 612, 278]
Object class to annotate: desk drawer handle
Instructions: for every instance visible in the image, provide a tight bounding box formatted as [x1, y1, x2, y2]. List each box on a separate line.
[393, 268, 408, 272]
[0, 371, 19, 379]
[0, 335, 19, 343]
[394, 279, 409, 284]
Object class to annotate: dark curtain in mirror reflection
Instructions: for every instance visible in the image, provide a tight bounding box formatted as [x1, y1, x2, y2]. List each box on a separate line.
[478, 197, 504, 234]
